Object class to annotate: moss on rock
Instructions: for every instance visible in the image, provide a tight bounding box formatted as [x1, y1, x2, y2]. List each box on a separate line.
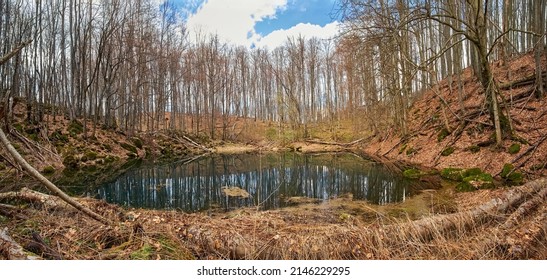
[456, 173, 495, 192]
[84, 151, 98, 161]
[403, 169, 423, 179]
[442, 167, 488, 184]
[62, 154, 79, 169]
[466, 145, 480, 153]
[68, 120, 84, 136]
[406, 146, 417, 156]
[50, 130, 69, 144]
[462, 168, 483, 178]
[500, 163, 524, 186]
[508, 143, 521, 154]
[441, 146, 455, 156]
[441, 168, 464, 181]
[437, 128, 450, 142]
[130, 137, 144, 149]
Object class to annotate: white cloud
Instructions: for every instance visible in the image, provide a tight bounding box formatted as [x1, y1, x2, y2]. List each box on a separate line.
[255, 21, 340, 49]
[186, 0, 288, 46]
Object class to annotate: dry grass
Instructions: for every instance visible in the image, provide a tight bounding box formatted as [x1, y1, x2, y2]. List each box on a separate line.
[1, 179, 545, 260]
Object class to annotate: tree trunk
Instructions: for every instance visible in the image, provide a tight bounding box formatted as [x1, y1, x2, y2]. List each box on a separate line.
[477, 46, 504, 145]
[534, 0, 545, 98]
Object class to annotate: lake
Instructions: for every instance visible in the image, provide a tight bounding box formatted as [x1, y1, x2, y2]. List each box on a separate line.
[95, 152, 419, 212]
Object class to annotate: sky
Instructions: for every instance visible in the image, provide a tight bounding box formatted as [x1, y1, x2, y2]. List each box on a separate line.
[170, 0, 341, 49]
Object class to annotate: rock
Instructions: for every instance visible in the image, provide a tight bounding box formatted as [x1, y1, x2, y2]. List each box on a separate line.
[403, 168, 423, 179]
[501, 163, 524, 186]
[441, 167, 483, 182]
[456, 173, 495, 192]
[441, 168, 464, 181]
[221, 186, 250, 198]
[508, 143, 521, 154]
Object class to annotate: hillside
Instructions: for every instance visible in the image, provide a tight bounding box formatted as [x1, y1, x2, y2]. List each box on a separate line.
[0, 106, 205, 192]
[364, 53, 547, 180]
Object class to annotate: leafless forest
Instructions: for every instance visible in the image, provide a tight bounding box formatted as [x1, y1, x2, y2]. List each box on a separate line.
[1, 0, 544, 142]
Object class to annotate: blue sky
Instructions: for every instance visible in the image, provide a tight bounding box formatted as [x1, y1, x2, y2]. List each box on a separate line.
[254, 0, 338, 36]
[167, 0, 340, 49]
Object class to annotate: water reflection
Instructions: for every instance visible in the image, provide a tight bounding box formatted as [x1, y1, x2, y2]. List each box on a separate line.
[96, 153, 416, 211]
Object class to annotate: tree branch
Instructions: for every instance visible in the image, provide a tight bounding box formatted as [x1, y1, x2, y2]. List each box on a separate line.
[0, 41, 32, 66]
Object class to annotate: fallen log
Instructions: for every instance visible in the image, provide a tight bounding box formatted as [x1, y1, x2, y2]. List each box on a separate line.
[305, 137, 365, 147]
[388, 178, 547, 243]
[181, 135, 213, 152]
[502, 207, 547, 259]
[0, 227, 41, 260]
[501, 184, 547, 230]
[0, 187, 69, 210]
[511, 134, 547, 164]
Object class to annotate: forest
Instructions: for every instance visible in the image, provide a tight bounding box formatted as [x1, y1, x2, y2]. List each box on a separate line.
[0, 0, 546, 260]
[1, 0, 543, 140]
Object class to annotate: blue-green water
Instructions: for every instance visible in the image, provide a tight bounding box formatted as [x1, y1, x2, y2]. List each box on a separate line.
[95, 153, 418, 212]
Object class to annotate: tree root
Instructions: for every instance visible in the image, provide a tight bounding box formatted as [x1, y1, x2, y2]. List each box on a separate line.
[24, 232, 63, 260]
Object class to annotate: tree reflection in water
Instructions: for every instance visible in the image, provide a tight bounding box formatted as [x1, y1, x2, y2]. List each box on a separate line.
[96, 153, 415, 212]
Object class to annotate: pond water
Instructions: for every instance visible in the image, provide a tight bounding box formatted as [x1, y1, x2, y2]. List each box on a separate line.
[95, 153, 420, 212]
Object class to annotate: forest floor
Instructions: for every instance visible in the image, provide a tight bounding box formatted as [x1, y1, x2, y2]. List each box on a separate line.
[0, 53, 546, 260]
[363, 53, 547, 180]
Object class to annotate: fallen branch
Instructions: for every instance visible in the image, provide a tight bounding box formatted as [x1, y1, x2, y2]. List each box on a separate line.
[358, 152, 406, 173]
[381, 138, 405, 157]
[0, 41, 109, 225]
[511, 134, 547, 165]
[433, 121, 468, 165]
[0, 41, 32, 65]
[181, 135, 213, 152]
[504, 209, 547, 259]
[0, 203, 27, 220]
[501, 185, 547, 230]
[499, 71, 547, 90]
[10, 129, 61, 162]
[173, 152, 209, 165]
